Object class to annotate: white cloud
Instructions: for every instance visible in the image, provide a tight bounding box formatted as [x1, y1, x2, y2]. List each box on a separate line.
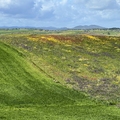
[0, 0, 12, 8]
[60, 0, 68, 5]
[116, 0, 120, 5]
[86, 0, 109, 9]
[86, 0, 119, 10]
[99, 9, 120, 19]
[0, 0, 120, 27]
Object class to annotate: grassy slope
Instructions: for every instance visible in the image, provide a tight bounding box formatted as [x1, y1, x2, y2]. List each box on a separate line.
[0, 41, 85, 105]
[0, 41, 98, 119]
[2, 33, 120, 101]
[0, 32, 120, 119]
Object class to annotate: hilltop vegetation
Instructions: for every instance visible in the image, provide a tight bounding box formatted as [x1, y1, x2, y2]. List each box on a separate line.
[0, 29, 120, 119]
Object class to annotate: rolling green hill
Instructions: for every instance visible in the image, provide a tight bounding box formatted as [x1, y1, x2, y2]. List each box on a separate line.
[0, 41, 85, 105]
[1, 33, 120, 101]
[0, 31, 120, 119]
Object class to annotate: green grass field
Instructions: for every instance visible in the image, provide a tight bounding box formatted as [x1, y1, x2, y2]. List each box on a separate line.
[0, 29, 120, 119]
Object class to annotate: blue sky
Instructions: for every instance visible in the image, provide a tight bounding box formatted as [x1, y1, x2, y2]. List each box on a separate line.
[0, 0, 120, 28]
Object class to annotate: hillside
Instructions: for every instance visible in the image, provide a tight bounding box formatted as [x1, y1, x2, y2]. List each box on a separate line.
[1, 33, 120, 100]
[0, 30, 120, 119]
[0, 41, 92, 119]
[0, 41, 79, 105]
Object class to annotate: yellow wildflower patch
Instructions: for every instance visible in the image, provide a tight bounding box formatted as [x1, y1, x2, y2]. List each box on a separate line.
[27, 35, 61, 43]
[27, 36, 39, 41]
[83, 34, 98, 40]
[41, 36, 46, 39]
[84, 64, 89, 66]
[47, 36, 59, 43]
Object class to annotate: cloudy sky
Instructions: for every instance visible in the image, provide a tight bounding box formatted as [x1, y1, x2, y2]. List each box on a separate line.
[0, 0, 120, 28]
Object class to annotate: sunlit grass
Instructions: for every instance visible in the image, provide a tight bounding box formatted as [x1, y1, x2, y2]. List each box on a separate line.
[0, 29, 120, 119]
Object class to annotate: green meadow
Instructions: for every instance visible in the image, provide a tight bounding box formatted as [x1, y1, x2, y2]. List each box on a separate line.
[0, 29, 120, 119]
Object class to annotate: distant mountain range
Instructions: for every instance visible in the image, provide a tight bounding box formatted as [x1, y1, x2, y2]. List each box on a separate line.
[0, 25, 115, 30]
[73, 25, 105, 30]
[31, 25, 106, 30]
